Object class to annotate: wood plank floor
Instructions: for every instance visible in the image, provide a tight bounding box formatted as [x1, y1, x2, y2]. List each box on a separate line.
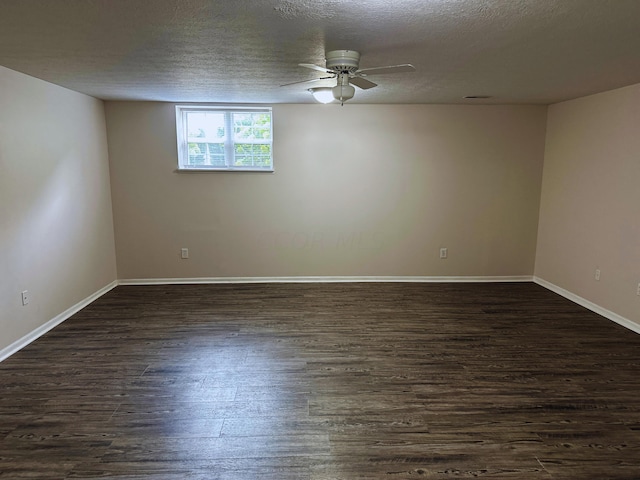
[1, 282, 640, 479]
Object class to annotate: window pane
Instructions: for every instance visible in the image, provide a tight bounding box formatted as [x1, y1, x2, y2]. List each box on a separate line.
[234, 143, 272, 167]
[187, 112, 225, 141]
[188, 143, 205, 165]
[233, 112, 271, 141]
[188, 142, 225, 166]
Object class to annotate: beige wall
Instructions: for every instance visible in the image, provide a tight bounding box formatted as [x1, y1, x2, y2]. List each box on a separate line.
[535, 83, 640, 324]
[0, 66, 117, 352]
[106, 102, 547, 279]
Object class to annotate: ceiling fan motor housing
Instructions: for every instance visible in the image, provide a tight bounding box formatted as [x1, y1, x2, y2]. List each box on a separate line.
[326, 50, 360, 73]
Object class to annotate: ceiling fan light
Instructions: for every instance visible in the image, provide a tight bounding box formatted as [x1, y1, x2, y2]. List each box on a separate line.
[332, 83, 355, 103]
[309, 87, 334, 104]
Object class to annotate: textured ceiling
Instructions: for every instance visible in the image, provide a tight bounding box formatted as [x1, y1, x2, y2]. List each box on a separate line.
[1, 0, 639, 104]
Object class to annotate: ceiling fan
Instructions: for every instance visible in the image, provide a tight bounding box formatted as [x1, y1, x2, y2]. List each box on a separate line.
[282, 50, 415, 105]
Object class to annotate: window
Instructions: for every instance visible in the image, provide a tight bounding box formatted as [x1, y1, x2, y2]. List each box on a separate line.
[176, 106, 273, 171]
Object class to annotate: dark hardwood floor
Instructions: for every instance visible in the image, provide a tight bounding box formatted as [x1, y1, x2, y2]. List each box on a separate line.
[1, 282, 640, 479]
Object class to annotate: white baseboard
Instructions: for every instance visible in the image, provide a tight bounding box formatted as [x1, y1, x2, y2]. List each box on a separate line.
[0, 280, 118, 362]
[119, 275, 534, 285]
[534, 276, 640, 335]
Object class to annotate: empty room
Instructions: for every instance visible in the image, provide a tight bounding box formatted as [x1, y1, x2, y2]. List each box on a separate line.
[1, 0, 640, 478]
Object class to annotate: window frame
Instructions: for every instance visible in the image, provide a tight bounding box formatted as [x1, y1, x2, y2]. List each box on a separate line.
[175, 105, 274, 172]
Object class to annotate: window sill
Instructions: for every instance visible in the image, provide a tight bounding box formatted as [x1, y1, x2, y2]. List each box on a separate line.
[175, 168, 274, 173]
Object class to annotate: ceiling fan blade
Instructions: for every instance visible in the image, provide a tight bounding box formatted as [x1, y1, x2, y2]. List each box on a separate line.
[299, 63, 333, 74]
[280, 76, 334, 87]
[349, 76, 377, 90]
[356, 64, 416, 76]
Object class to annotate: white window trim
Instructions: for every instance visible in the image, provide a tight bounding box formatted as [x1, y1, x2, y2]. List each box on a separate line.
[175, 105, 274, 172]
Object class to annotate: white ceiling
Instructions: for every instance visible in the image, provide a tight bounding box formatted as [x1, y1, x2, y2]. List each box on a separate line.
[1, 0, 639, 105]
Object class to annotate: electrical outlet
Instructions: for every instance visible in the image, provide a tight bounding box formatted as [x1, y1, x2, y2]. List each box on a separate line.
[440, 247, 448, 259]
[595, 269, 601, 281]
[21, 290, 29, 306]
[181, 248, 189, 259]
